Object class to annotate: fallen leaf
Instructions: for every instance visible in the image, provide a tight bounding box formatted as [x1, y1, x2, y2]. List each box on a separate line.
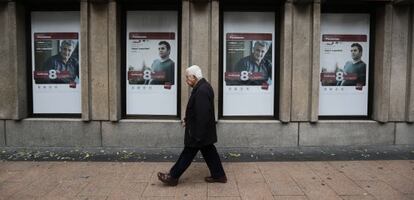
[228, 153, 241, 157]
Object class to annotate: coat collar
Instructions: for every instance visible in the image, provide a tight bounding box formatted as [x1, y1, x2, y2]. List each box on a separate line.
[192, 78, 206, 92]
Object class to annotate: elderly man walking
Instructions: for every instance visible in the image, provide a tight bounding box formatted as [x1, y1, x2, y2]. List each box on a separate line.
[157, 65, 227, 186]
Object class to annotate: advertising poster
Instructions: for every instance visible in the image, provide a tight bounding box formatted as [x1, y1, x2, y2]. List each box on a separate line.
[33, 33, 79, 85]
[319, 14, 370, 116]
[31, 11, 81, 114]
[223, 12, 275, 116]
[126, 11, 178, 115]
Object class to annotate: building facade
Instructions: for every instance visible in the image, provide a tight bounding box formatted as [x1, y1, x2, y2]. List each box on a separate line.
[0, 0, 413, 150]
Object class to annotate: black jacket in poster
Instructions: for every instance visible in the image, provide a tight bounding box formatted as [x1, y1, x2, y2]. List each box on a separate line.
[184, 78, 217, 148]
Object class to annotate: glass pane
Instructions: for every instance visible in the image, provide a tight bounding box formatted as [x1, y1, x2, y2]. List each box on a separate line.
[319, 13, 370, 116]
[223, 12, 275, 116]
[31, 11, 81, 114]
[126, 11, 178, 116]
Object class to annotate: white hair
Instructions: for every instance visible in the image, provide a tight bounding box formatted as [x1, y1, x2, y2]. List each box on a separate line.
[186, 65, 203, 79]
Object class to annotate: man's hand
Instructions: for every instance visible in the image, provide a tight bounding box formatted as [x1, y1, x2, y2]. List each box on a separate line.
[181, 120, 186, 128]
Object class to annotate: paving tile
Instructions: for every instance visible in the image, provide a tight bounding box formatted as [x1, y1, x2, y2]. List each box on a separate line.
[106, 196, 142, 200]
[230, 163, 265, 183]
[0, 160, 412, 200]
[208, 197, 241, 200]
[175, 182, 207, 200]
[142, 170, 177, 197]
[43, 195, 81, 200]
[273, 196, 308, 200]
[0, 180, 28, 199]
[3, 162, 55, 183]
[207, 170, 239, 197]
[376, 173, 414, 194]
[142, 183, 176, 197]
[7, 193, 39, 200]
[0, 161, 31, 182]
[257, 163, 304, 196]
[106, 181, 147, 200]
[122, 163, 155, 182]
[142, 197, 175, 200]
[306, 161, 367, 195]
[381, 160, 414, 182]
[275, 162, 319, 182]
[207, 182, 238, 197]
[76, 195, 109, 200]
[82, 162, 127, 183]
[295, 180, 342, 200]
[277, 163, 342, 200]
[359, 161, 414, 194]
[9, 176, 59, 198]
[237, 182, 274, 200]
[45, 162, 82, 177]
[355, 180, 409, 200]
[339, 195, 376, 200]
[0, 161, 13, 172]
[0, 161, 40, 171]
[0, 169, 27, 183]
[180, 163, 211, 183]
[266, 181, 305, 197]
[77, 181, 114, 197]
[43, 179, 89, 197]
[329, 161, 379, 181]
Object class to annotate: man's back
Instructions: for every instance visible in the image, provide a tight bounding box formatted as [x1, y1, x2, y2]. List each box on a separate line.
[184, 78, 217, 148]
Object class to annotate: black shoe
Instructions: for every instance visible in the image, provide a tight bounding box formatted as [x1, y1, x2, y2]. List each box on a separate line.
[157, 172, 178, 186]
[204, 176, 227, 183]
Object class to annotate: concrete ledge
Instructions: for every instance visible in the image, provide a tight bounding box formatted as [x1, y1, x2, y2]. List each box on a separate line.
[396, 123, 414, 145]
[299, 121, 395, 146]
[216, 120, 298, 147]
[5, 119, 101, 147]
[102, 120, 184, 148]
[1, 145, 413, 161]
[102, 120, 298, 148]
[0, 120, 4, 146]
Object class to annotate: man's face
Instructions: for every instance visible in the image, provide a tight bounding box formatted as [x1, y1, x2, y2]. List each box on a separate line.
[185, 72, 197, 88]
[158, 44, 170, 59]
[60, 45, 74, 61]
[252, 45, 268, 62]
[351, 46, 362, 61]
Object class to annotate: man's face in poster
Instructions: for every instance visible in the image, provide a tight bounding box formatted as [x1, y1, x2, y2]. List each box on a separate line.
[158, 44, 170, 59]
[351, 46, 362, 61]
[60, 43, 74, 62]
[252, 43, 268, 63]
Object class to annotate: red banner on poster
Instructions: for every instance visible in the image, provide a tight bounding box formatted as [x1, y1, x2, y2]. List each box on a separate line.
[34, 33, 78, 40]
[129, 32, 175, 40]
[322, 34, 367, 42]
[225, 72, 266, 81]
[320, 72, 358, 81]
[33, 70, 73, 79]
[128, 70, 166, 81]
[226, 33, 272, 41]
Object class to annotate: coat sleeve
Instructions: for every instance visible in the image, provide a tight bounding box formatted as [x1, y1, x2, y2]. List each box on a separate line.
[192, 87, 212, 144]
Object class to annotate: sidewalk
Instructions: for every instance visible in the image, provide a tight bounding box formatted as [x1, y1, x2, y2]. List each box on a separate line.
[0, 160, 413, 200]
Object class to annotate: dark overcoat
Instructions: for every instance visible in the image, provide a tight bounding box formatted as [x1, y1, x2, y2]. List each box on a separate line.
[184, 78, 217, 147]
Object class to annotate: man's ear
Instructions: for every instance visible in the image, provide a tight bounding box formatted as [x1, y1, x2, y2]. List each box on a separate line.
[193, 75, 200, 82]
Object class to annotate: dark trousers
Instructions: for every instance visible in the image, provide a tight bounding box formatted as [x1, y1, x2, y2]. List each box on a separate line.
[169, 144, 226, 179]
